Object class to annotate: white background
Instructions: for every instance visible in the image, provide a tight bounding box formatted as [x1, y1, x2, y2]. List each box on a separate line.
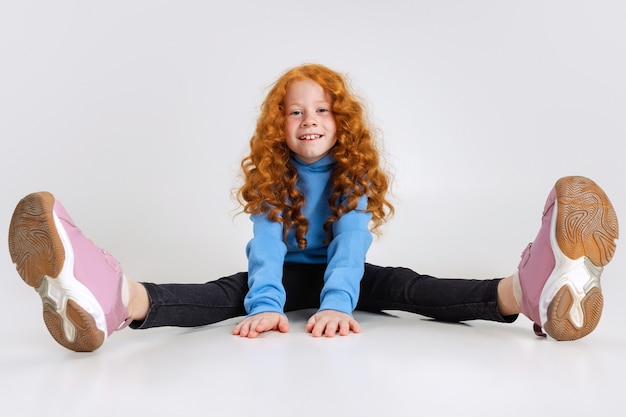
[1, 1, 625, 416]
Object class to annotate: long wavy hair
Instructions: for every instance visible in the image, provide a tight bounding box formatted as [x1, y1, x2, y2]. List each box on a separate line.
[237, 63, 394, 249]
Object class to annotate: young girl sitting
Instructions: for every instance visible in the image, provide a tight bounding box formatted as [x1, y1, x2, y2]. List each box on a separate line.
[8, 64, 619, 352]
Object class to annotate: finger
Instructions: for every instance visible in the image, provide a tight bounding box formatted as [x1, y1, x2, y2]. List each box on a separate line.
[313, 318, 334, 338]
[311, 317, 329, 337]
[253, 318, 266, 332]
[277, 316, 290, 333]
[338, 319, 351, 336]
[254, 317, 275, 333]
[249, 316, 279, 338]
[234, 319, 251, 337]
[243, 317, 265, 338]
[245, 318, 265, 338]
[310, 319, 323, 337]
[349, 318, 362, 334]
[305, 315, 317, 333]
[324, 320, 339, 338]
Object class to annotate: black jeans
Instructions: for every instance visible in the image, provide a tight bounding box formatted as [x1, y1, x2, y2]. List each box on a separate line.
[130, 263, 516, 329]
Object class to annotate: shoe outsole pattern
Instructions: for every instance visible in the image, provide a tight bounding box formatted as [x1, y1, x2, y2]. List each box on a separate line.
[8, 192, 105, 352]
[543, 176, 619, 341]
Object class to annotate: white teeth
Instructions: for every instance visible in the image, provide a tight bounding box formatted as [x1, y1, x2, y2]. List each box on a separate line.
[299, 134, 321, 140]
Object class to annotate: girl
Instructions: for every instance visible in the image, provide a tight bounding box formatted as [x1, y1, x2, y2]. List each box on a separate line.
[8, 64, 619, 352]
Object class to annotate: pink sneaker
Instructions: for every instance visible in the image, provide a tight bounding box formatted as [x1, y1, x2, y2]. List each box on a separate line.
[8, 192, 130, 351]
[518, 176, 619, 340]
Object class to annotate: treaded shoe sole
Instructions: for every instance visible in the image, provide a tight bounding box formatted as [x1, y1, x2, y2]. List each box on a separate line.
[542, 176, 618, 341]
[8, 192, 106, 352]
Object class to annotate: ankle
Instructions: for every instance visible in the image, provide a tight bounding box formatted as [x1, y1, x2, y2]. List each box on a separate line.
[126, 279, 150, 321]
[497, 276, 520, 316]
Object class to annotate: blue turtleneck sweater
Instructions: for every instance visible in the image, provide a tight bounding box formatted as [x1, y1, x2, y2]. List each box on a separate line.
[244, 154, 373, 316]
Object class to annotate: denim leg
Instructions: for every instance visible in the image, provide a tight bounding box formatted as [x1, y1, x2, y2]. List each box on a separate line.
[130, 272, 249, 329]
[357, 263, 517, 323]
[130, 263, 328, 329]
[130, 262, 516, 330]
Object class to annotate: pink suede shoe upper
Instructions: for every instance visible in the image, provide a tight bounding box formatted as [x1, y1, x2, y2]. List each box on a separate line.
[517, 187, 557, 327]
[54, 200, 129, 335]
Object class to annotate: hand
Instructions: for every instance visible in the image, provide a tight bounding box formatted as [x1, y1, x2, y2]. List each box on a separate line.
[306, 310, 361, 338]
[233, 312, 289, 338]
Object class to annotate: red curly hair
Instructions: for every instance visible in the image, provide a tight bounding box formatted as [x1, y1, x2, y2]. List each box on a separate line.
[238, 64, 394, 249]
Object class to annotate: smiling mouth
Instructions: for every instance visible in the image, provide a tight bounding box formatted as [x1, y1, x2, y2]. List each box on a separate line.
[299, 134, 322, 141]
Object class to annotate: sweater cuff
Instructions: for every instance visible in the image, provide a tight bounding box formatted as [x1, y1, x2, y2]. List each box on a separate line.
[245, 293, 286, 316]
[319, 290, 354, 315]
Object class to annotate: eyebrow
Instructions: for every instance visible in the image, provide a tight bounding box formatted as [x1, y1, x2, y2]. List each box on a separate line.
[284, 100, 331, 108]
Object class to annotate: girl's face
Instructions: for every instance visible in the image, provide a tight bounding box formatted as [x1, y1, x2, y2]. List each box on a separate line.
[283, 79, 337, 165]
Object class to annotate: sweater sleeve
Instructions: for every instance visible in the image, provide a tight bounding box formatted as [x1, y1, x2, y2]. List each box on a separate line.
[319, 195, 373, 314]
[244, 214, 288, 315]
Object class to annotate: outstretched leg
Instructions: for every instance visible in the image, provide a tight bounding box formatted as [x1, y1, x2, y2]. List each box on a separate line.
[8, 192, 250, 351]
[357, 264, 515, 323]
[131, 275, 248, 329]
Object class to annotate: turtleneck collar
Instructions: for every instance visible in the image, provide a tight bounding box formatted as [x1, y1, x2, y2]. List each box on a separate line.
[290, 153, 336, 171]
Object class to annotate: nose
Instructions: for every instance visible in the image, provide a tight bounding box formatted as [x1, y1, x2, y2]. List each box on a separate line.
[302, 113, 318, 127]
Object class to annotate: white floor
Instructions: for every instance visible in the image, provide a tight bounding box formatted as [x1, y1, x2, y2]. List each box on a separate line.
[2, 262, 625, 417]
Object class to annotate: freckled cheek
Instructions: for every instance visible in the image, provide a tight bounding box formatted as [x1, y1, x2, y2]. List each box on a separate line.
[327, 124, 338, 142]
[283, 123, 295, 139]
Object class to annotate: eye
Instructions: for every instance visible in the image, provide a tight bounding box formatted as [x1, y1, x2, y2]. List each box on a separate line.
[289, 110, 303, 116]
[317, 108, 330, 113]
